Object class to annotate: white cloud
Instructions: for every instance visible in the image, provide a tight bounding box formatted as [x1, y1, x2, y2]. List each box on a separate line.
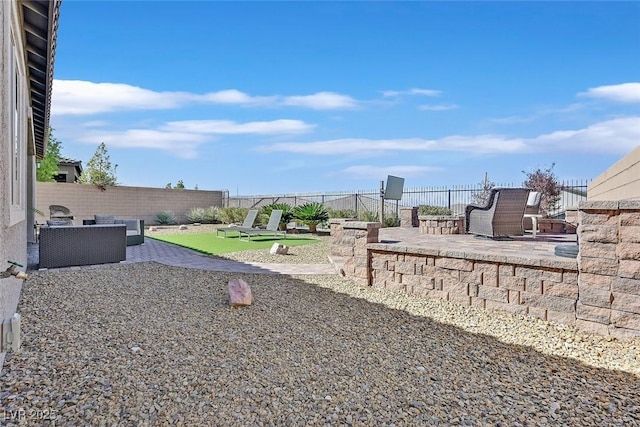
[530, 116, 640, 153]
[52, 80, 361, 115]
[339, 165, 439, 179]
[579, 83, 640, 103]
[281, 92, 358, 110]
[259, 116, 640, 156]
[52, 80, 195, 115]
[418, 104, 459, 111]
[76, 129, 209, 159]
[199, 90, 277, 106]
[161, 119, 315, 134]
[259, 136, 525, 156]
[382, 88, 442, 97]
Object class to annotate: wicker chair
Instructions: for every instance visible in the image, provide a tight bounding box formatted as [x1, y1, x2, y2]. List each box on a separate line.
[465, 188, 530, 238]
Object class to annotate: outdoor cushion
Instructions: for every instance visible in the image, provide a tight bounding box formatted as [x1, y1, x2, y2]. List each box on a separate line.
[94, 214, 116, 224]
[47, 219, 73, 226]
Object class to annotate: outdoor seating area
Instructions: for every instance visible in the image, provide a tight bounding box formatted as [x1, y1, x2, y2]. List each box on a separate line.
[83, 215, 145, 246]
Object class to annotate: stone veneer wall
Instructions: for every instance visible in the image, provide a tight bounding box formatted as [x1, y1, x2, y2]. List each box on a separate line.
[330, 202, 640, 338]
[399, 207, 419, 228]
[418, 215, 463, 235]
[330, 220, 380, 286]
[576, 201, 640, 338]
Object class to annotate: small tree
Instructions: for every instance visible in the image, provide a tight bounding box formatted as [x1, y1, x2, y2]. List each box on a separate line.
[522, 163, 561, 215]
[470, 172, 495, 205]
[165, 183, 173, 189]
[79, 142, 118, 186]
[36, 129, 62, 182]
[175, 180, 185, 189]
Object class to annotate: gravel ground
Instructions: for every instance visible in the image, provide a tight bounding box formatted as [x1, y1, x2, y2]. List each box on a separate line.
[147, 224, 332, 265]
[1, 254, 639, 426]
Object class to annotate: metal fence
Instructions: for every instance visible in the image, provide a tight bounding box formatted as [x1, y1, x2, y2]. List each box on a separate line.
[224, 180, 589, 220]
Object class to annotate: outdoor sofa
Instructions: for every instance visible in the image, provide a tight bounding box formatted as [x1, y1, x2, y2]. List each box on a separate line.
[83, 216, 145, 246]
[39, 224, 127, 268]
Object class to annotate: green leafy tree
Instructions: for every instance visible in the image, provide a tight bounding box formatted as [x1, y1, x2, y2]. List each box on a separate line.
[79, 142, 118, 186]
[175, 180, 185, 189]
[36, 129, 62, 182]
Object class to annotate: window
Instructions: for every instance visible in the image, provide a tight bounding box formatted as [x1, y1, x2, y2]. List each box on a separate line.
[9, 33, 26, 225]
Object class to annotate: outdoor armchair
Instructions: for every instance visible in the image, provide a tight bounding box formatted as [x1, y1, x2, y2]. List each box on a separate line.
[465, 188, 530, 238]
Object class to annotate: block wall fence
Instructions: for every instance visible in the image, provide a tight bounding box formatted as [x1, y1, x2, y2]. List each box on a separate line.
[36, 182, 225, 225]
[330, 200, 640, 339]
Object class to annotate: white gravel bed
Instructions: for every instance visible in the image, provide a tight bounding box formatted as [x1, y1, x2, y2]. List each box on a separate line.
[147, 224, 331, 265]
[1, 263, 638, 426]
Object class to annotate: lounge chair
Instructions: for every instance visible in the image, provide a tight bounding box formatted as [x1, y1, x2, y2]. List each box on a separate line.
[465, 188, 530, 238]
[216, 209, 259, 238]
[238, 210, 286, 241]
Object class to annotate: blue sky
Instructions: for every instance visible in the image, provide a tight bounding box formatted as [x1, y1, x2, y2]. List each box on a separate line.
[50, 1, 640, 194]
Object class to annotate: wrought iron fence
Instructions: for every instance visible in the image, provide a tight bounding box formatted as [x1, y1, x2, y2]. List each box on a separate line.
[224, 180, 589, 220]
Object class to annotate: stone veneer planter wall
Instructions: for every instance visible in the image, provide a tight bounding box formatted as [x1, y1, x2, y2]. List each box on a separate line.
[330, 200, 640, 338]
[418, 215, 464, 235]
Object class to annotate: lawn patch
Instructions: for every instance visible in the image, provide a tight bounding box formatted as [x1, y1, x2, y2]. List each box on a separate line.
[148, 232, 320, 255]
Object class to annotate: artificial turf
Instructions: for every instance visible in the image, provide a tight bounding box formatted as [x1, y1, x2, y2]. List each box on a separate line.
[147, 231, 320, 255]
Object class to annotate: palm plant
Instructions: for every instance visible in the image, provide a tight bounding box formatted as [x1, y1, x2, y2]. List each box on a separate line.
[293, 202, 329, 233]
[261, 203, 294, 230]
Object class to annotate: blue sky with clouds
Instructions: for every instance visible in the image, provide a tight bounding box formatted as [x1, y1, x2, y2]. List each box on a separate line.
[50, 1, 640, 194]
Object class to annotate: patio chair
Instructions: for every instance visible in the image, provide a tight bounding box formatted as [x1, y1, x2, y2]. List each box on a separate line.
[465, 188, 530, 238]
[523, 191, 543, 236]
[239, 210, 286, 241]
[216, 209, 259, 238]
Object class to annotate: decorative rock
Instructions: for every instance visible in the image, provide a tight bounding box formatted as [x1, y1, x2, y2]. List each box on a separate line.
[179, 225, 188, 230]
[270, 243, 289, 255]
[149, 226, 157, 232]
[228, 278, 252, 307]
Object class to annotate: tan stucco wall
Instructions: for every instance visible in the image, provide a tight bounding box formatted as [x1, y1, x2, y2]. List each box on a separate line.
[1, 0, 29, 370]
[36, 182, 225, 225]
[588, 145, 640, 201]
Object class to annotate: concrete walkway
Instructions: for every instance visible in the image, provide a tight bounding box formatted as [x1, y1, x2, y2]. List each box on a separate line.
[28, 237, 339, 275]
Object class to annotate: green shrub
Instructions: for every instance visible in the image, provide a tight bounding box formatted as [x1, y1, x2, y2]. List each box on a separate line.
[204, 206, 220, 223]
[186, 206, 220, 224]
[358, 211, 379, 222]
[186, 207, 207, 223]
[155, 211, 176, 225]
[219, 207, 249, 225]
[384, 214, 401, 227]
[261, 203, 295, 225]
[418, 205, 452, 216]
[328, 209, 357, 219]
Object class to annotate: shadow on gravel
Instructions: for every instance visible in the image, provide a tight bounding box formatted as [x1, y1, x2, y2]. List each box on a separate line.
[2, 262, 638, 426]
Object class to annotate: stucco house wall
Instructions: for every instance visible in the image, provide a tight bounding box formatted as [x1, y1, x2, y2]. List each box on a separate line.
[588, 145, 640, 201]
[1, 0, 59, 371]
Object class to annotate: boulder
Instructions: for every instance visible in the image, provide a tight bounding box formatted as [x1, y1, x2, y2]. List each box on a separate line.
[228, 278, 252, 307]
[270, 243, 289, 255]
[179, 225, 188, 230]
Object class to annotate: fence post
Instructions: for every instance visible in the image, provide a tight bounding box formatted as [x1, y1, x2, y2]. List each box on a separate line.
[448, 189, 451, 210]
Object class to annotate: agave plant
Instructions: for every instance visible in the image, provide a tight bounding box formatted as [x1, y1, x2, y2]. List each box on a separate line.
[261, 203, 294, 230]
[293, 202, 329, 233]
